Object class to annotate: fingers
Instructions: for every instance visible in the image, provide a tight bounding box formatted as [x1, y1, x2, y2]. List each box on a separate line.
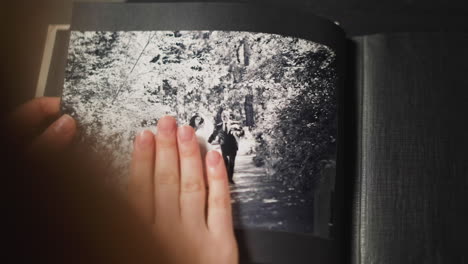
[147, 116, 233, 238]
[30, 114, 77, 154]
[177, 125, 206, 228]
[8, 97, 61, 139]
[205, 150, 234, 236]
[129, 130, 155, 224]
[154, 116, 180, 221]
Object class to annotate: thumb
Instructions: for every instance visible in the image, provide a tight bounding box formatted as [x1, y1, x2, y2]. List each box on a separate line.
[30, 114, 77, 154]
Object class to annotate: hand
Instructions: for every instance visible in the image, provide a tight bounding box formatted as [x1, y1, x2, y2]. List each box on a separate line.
[7, 97, 76, 153]
[128, 116, 238, 264]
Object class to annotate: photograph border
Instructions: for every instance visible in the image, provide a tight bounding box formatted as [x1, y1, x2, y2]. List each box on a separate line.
[65, 3, 346, 263]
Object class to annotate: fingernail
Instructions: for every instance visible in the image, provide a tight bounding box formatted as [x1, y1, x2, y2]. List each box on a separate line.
[136, 130, 153, 149]
[53, 114, 74, 134]
[157, 116, 176, 136]
[206, 150, 221, 168]
[178, 125, 193, 143]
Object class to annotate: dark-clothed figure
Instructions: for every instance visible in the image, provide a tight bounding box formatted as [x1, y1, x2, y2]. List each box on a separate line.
[189, 114, 204, 130]
[208, 112, 238, 184]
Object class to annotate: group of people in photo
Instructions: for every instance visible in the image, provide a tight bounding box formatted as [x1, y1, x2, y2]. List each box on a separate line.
[189, 108, 245, 184]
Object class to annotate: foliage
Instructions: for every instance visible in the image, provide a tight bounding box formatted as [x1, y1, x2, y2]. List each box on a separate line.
[63, 31, 337, 187]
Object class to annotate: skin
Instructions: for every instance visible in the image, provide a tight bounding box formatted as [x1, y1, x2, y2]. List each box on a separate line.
[10, 97, 238, 264]
[129, 116, 238, 264]
[7, 97, 77, 153]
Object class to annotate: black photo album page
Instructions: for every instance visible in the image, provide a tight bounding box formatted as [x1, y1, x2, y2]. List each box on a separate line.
[60, 3, 346, 263]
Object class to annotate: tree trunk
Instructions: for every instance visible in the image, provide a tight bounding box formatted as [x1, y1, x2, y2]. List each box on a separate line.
[244, 94, 255, 127]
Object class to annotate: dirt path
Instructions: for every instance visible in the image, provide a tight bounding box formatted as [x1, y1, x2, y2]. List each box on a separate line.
[230, 155, 315, 233]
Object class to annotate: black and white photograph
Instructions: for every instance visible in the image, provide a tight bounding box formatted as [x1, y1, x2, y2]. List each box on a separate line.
[62, 30, 338, 236]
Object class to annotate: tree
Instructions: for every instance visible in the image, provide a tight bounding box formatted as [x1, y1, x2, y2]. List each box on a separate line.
[63, 30, 338, 187]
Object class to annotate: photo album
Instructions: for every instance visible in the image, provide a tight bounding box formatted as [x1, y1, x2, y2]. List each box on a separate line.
[42, 3, 346, 264]
[38, 2, 468, 264]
